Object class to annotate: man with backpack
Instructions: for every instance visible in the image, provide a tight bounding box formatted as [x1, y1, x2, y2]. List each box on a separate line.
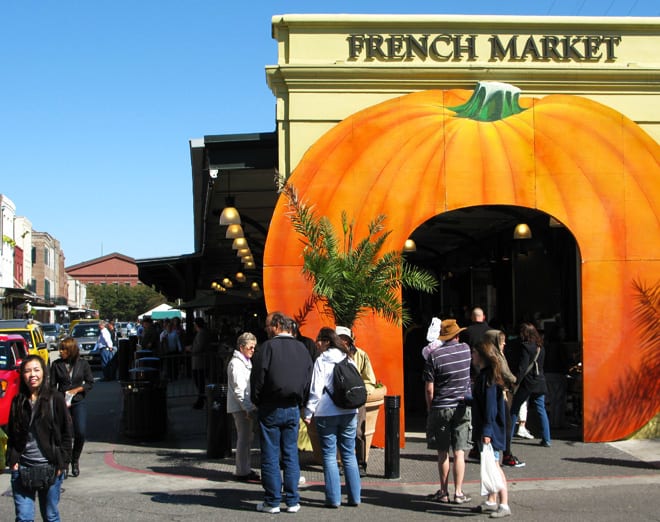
[303, 327, 363, 508]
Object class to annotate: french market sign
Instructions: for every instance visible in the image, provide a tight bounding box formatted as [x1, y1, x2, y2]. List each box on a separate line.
[347, 33, 621, 62]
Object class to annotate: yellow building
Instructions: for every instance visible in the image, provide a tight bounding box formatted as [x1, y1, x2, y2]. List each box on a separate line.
[264, 15, 660, 443]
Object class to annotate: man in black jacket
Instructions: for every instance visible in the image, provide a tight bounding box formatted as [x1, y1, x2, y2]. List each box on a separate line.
[250, 311, 313, 514]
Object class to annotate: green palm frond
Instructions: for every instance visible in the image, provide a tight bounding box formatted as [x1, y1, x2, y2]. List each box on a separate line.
[283, 182, 438, 328]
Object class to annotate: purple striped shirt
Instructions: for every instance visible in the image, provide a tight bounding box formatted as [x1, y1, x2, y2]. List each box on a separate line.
[423, 340, 471, 408]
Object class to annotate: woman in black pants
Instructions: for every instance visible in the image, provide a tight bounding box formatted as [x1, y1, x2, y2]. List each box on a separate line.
[50, 336, 94, 477]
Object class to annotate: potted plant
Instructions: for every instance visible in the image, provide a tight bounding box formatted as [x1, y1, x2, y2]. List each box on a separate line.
[282, 183, 437, 464]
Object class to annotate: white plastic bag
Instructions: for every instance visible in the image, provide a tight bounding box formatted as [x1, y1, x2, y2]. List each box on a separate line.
[480, 443, 505, 496]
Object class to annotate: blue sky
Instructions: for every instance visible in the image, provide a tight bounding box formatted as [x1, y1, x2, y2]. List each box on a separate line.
[1, 1, 658, 266]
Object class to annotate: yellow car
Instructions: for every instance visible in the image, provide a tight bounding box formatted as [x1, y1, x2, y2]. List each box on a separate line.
[0, 319, 50, 366]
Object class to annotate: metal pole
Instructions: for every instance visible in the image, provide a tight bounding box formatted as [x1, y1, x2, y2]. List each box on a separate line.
[384, 395, 400, 479]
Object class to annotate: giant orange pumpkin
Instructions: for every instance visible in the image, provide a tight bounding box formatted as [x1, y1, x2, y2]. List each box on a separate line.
[264, 82, 660, 443]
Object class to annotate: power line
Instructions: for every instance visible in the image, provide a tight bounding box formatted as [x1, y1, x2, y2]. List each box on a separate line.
[576, 0, 588, 15]
[627, 0, 640, 15]
[604, 0, 617, 15]
[546, 0, 558, 15]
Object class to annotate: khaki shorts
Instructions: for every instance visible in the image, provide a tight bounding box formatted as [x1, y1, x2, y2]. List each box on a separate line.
[426, 405, 472, 452]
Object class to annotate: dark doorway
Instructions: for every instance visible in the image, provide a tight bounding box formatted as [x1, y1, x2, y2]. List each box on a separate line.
[401, 206, 582, 436]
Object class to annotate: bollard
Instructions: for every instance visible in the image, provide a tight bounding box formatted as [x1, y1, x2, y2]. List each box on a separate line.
[206, 384, 232, 458]
[384, 394, 400, 479]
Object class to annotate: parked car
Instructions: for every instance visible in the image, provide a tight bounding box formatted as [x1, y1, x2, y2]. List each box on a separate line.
[42, 323, 65, 351]
[0, 319, 49, 366]
[70, 321, 101, 369]
[0, 334, 30, 427]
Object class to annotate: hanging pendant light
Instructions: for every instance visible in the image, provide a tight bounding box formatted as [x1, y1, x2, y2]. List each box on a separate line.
[235, 272, 246, 283]
[403, 239, 417, 252]
[226, 224, 244, 239]
[513, 223, 532, 239]
[232, 237, 248, 250]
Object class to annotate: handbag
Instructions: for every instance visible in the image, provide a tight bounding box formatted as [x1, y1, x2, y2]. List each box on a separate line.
[512, 346, 541, 395]
[19, 463, 57, 490]
[480, 443, 505, 496]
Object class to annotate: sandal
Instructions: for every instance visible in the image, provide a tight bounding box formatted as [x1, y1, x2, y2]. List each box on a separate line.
[454, 492, 472, 504]
[427, 490, 450, 503]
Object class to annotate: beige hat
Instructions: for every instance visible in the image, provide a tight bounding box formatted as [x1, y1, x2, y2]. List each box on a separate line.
[335, 326, 353, 339]
[438, 319, 466, 341]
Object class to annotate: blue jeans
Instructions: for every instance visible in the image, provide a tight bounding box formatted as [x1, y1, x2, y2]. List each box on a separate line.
[258, 406, 301, 508]
[510, 392, 552, 444]
[11, 468, 64, 522]
[70, 399, 88, 463]
[316, 414, 361, 507]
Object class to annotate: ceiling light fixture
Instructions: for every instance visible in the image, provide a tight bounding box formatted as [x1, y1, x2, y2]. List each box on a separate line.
[235, 272, 246, 283]
[236, 248, 251, 257]
[513, 223, 532, 239]
[225, 224, 244, 239]
[403, 239, 417, 252]
[231, 237, 248, 250]
[222, 277, 233, 288]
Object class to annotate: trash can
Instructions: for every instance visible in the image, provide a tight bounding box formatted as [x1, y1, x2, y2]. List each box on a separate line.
[121, 370, 167, 440]
[117, 338, 132, 382]
[206, 384, 232, 458]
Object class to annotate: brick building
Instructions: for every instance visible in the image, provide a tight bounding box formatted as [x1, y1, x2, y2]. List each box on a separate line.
[66, 252, 139, 286]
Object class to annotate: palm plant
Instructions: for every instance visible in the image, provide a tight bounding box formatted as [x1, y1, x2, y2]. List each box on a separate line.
[282, 183, 438, 329]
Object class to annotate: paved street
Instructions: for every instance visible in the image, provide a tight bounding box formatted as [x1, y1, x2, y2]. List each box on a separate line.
[1, 376, 658, 521]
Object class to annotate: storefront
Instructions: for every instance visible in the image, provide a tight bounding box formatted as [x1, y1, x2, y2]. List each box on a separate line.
[263, 15, 660, 443]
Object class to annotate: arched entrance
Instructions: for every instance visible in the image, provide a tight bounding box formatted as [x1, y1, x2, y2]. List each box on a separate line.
[401, 206, 582, 435]
[264, 82, 660, 443]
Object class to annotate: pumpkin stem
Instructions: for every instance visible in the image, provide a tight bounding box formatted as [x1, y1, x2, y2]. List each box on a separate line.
[449, 81, 526, 122]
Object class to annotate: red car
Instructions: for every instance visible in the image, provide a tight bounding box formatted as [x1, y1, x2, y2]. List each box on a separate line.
[0, 334, 29, 427]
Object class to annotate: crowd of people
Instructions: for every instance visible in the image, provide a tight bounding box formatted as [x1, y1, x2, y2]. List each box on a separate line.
[3, 305, 552, 519]
[422, 307, 552, 518]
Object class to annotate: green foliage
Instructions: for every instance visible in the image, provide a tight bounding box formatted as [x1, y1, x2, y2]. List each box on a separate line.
[283, 183, 437, 329]
[86, 284, 167, 320]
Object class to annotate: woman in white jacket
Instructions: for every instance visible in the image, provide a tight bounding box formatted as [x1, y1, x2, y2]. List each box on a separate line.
[227, 332, 259, 481]
[303, 327, 361, 508]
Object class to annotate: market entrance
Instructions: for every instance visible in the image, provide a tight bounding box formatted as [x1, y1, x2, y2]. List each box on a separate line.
[401, 205, 582, 437]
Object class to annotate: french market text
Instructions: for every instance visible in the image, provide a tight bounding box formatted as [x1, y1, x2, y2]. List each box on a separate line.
[347, 34, 621, 62]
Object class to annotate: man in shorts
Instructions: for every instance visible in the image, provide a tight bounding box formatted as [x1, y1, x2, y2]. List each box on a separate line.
[424, 319, 473, 504]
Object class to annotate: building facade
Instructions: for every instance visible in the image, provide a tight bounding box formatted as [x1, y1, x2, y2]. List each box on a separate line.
[66, 252, 140, 286]
[263, 14, 660, 443]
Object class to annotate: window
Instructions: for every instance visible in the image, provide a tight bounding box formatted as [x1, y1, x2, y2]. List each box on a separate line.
[31, 247, 36, 264]
[44, 279, 51, 300]
[44, 247, 50, 266]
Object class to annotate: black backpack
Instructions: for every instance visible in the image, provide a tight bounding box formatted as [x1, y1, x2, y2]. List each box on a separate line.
[324, 356, 367, 409]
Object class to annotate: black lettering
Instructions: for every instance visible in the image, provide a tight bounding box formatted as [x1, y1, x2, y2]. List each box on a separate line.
[347, 35, 365, 60]
[489, 35, 519, 60]
[365, 35, 386, 60]
[541, 36, 562, 60]
[453, 35, 477, 61]
[583, 36, 602, 60]
[430, 35, 453, 60]
[601, 36, 621, 60]
[520, 36, 542, 60]
[386, 35, 406, 60]
[405, 34, 429, 59]
[561, 36, 585, 60]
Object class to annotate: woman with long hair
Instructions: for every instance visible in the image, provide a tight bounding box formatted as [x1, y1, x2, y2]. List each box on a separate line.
[471, 340, 511, 518]
[6, 355, 73, 521]
[303, 327, 361, 508]
[50, 336, 94, 477]
[510, 322, 552, 447]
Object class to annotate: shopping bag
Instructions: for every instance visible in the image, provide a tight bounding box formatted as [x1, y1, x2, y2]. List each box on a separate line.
[480, 442, 504, 496]
[0, 427, 7, 466]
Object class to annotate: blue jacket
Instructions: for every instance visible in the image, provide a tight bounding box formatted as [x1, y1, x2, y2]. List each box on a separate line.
[471, 367, 507, 451]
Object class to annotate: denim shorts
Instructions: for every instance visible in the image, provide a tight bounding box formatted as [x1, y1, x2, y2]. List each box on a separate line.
[426, 405, 472, 452]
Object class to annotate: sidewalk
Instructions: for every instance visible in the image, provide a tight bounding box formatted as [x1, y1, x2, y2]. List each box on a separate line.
[1, 380, 658, 521]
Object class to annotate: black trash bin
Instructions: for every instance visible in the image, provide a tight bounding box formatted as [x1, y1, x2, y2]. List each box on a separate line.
[206, 384, 232, 458]
[121, 369, 167, 440]
[117, 338, 132, 382]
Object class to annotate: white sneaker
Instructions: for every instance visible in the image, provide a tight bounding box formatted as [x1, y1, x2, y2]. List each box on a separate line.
[285, 504, 301, 513]
[298, 476, 306, 486]
[490, 505, 512, 518]
[257, 502, 280, 514]
[516, 426, 534, 439]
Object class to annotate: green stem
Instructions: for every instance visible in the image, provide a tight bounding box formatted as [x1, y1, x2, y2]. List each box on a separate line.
[449, 81, 526, 122]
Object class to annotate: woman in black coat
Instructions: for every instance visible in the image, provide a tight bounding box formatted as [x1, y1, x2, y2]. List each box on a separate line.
[6, 354, 73, 522]
[509, 323, 552, 447]
[50, 336, 94, 477]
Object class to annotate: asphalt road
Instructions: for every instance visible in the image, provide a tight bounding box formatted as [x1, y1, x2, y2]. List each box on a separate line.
[1, 374, 658, 521]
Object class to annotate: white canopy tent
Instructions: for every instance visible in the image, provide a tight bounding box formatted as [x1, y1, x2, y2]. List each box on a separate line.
[138, 303, 186, 320]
